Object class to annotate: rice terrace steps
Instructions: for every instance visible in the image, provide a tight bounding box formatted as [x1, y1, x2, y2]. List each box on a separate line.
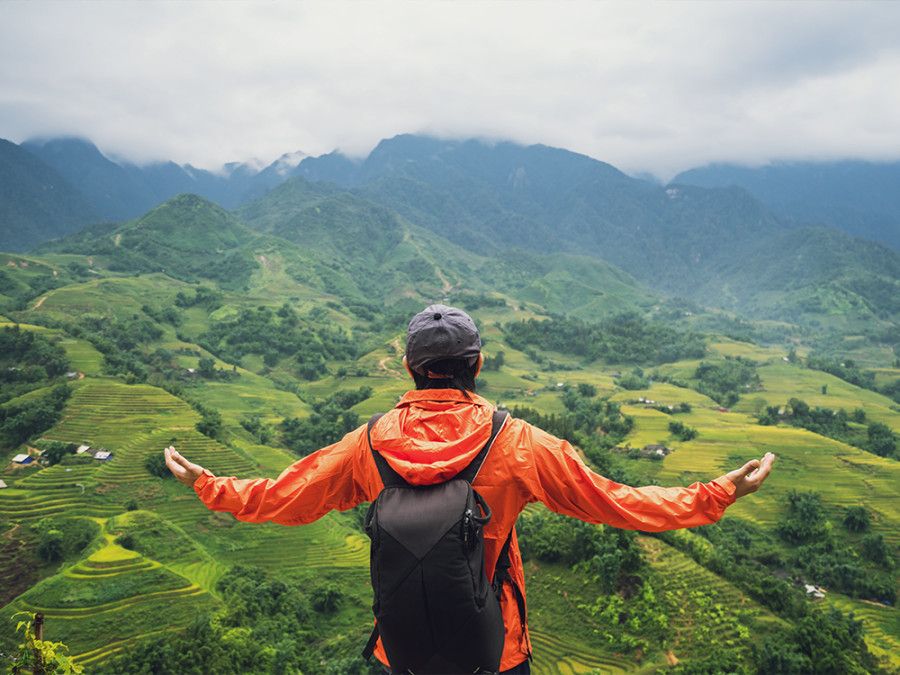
[0, 376, 383, 669]
[527, 629, 635, 674]
[7, 528, 216, 665]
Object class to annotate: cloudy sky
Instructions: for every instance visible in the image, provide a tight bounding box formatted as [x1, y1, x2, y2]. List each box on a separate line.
[2, 0, 899, 181]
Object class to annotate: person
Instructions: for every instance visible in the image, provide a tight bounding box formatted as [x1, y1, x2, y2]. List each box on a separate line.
[165, 304, 775, 674]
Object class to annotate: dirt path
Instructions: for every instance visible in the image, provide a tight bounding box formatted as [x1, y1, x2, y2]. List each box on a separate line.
[114, 233, 121, 246]
[31, 296, 47, 310]
[3, 523, 20, 541]
[378, 337, 402, 373]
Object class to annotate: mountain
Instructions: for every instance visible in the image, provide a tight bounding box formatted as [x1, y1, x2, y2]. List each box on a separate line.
[22, 138, 164, 221]
[0, 138, 102, 253]
[672, 160, 900, 251]
[20, 138, 293, 222]
[692, 225, 900, 327]
[31, 194, 261, 291]
[11, 132, 900, 328]
[290, 136, 789, 297]
[3, 151, 900, 673]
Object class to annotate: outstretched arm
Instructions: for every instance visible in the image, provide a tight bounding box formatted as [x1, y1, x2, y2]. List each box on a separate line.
[723, 452, 775, 499]
[165, 446, 206, 487]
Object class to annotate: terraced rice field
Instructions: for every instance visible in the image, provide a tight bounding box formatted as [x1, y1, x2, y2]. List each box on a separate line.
[637, 535, 785, 660]
[45, 380, 199, 447]
[209, 513, 370, 574]
[528, 629, 635, 674]
[6, 526, 216, 664]
[823, 593, 900, 671]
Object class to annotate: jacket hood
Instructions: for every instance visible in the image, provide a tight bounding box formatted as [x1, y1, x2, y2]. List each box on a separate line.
[369, 389, 499, 485]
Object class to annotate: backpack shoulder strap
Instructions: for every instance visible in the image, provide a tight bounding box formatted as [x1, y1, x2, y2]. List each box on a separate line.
[456, 410, 508, 484]
[366, 413, 406, 488]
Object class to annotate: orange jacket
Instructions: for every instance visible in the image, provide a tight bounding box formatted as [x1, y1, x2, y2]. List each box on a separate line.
[193, 389, 736, 671]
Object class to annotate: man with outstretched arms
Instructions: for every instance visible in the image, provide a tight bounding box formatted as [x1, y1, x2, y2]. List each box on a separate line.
[166, 304, 775, 674]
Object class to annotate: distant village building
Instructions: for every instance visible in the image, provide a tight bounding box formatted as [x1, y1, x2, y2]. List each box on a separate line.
[642, 444, 672, 457]
[12, 454, 33, 464]
[94, 451, 112, 461]
[804, 584, 825, 600]
[0, 479, 8, 489]
[77, 445, 91, 454]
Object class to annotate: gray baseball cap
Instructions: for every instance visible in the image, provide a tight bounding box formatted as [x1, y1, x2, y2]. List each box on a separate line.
[405, 304, 482, 375]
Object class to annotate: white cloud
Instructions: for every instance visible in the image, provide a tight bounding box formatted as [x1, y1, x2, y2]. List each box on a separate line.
[1, 0, 899, 180]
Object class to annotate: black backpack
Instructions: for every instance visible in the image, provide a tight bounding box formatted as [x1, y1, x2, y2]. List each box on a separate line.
[362, 410, 509, 674]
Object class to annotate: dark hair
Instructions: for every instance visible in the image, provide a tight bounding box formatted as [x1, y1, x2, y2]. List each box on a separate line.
[412, 358, 478, 397]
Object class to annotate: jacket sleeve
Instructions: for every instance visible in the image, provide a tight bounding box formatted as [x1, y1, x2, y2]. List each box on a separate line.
[519, 421, 736, 531]
[192, 426, 372, 525]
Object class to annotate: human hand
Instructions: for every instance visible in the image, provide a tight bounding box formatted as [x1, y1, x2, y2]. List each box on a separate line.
[164, 446, 205, 487]
[724, 452, 775, 499]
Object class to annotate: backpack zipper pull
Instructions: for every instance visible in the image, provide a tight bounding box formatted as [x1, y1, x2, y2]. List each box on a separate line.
[464, 508, 473, 546]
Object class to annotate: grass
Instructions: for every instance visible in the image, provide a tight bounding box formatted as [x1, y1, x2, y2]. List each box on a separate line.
[822, 592, 900, 671]
[3, 287, 899, 672]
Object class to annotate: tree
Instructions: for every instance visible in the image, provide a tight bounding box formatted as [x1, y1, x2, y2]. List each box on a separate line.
[197, 357, 217, 379]
[842, 506, 871, 533]
[144, 451, 170, 478]
[37, 529, 64, 562]
[39, 442, 77, 466]
[865, 421, 897, 458]
[196, 408, 223, 439]
[861, 533, 893, 568]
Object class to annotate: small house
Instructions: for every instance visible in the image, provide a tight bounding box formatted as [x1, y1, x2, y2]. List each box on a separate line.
[0, 479, 8, 489]
[12, 454, 33, 465]
[93, 451, 112, 461]
[77, 445, 91, 454]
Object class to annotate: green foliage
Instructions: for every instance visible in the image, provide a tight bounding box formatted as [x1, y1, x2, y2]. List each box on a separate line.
[144, 451, 170, 478]
[865, 421, 898, 458]
[195, 407, 223, 439]
[0, 383, 72, 448]
[8, 612, 83, 675]
[694, 357, 758, 407]
[668, 420, 698, 441]
[773, 491, 897, 604]
[842, 505, 871, 533]
[777, 490, 828, 545]
[503, 313, 706, 365]
[36, 530, 64, 563]
[518, 510, 643, 594]
[860, 533, 894, 569]
[762, 398, 895, 460]
[616, 372, 650, 390]
[29, 518, 100, 564]
[200, 305, 357, 378]
[791, 606, 880, 674]
[94, 565, 380, 675]
[807, 355, 876, 391]
[174, 285, 223, 311]
[109, 511, 199, 563]
[0, 326, 71, 393]
[238, 415, 274, 444]
[35, 442, 78, 467]
[280, 387, 372, 455]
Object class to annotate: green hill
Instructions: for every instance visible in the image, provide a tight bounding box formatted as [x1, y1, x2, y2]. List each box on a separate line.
[0, 139, 101, 253]
[1, 184, 899, 673]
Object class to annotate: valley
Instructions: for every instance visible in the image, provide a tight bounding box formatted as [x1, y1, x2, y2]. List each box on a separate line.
[1, 134, 899, 673]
